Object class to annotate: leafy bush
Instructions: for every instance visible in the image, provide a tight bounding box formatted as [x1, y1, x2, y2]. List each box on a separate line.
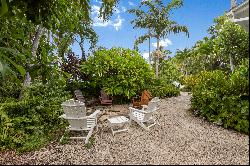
[191, 68, 249, 134]
[0, 80, 71, 152]
[159, 59, 184, 84]
[149, 78, 180, 98]
[183, 74, 199, 91]
[0, 80, 22, 102]
[81, 47, 155, 99]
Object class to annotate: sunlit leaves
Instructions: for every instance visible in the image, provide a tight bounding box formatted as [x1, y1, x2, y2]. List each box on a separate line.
[81, 47, 154, 99]
[99, 0, 118, 20]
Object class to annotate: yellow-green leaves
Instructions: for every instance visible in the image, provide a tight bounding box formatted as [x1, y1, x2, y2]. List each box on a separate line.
[0, 0, 8, 17]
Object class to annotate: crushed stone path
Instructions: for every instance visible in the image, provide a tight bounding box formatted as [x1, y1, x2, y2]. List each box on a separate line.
[0, 92, 249, 165]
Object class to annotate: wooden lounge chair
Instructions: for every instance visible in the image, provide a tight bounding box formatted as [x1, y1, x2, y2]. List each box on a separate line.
[132, 90, 152, 108]
[129, 99, 160, 131]
[99, 89, 113, 105]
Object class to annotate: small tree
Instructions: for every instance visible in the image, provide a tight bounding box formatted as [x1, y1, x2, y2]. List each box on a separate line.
[128, 0, 189, 78]
[214, 19, 249, 73]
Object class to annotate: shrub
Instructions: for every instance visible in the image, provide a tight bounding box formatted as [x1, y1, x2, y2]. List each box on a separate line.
[0, 80, 22, 102]
[159, 59, 184, 84]
[149, 78, 180, 98]
[0, 80, 71, 152]
[191, 68, 249, 134]
[81, 47, 155, 99]
[183, 74, 199, 91]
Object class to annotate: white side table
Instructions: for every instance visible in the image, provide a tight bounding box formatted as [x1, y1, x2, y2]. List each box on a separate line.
[107, 116, 130, 136]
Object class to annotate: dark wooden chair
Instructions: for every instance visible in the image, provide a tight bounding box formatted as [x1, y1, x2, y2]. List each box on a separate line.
[132, 90, 152, 108]
[74, 90, 85, 103]
[99, 89, 113, 105]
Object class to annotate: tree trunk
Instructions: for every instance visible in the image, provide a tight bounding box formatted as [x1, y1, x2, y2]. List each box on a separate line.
[47, 29, 50, 43]
[79, 36, 86, 61]
[148, 29, 151, 65]
[19, 25, 43, 99]
[155, 37, 160, 78]
[58, 33, 73, 61]
[229, 54, 234, 72]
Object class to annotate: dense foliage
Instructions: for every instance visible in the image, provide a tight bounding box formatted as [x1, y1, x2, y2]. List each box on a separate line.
[81, 47, 155, 99]
[172, 16, 249, 134]
[149, 78, 180, 98]
[0, 80, 71, 152]
[0, 0, 119, 153]
[172, 16, 249, 76]
[190, 63, 249, 133]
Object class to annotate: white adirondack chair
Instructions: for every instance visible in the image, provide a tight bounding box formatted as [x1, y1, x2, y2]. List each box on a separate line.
[129, 99, 160, 131]
[60, 99, 100, 144]
[141, 97, 160, 111]
[61, 99, 86, 118]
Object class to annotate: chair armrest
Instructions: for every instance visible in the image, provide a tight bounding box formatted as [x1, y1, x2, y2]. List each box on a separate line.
[129, 107, 147, 114]
[87, 110, 101, 118]
[132, 97, 141, 102]
[59, 114, 87, 120]
[141, 105, 148, 111]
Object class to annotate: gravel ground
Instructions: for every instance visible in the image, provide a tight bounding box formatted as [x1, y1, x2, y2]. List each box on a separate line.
[0, 92, 249, 165]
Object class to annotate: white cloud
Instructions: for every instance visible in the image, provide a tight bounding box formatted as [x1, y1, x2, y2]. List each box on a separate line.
[91, 5, 100, 15]
[95, 0, 102, 4]
[113, 15, 125, 31]
[92, 5, 111, 27]
[91, 5, 124, 31]
[93, 17, 112, 27]
[141, 0, 151, 2]
[121, 6, 127, 12]
[141, 52, 152, 63]
[152, 38, 172, 48]
[128, 1, 135, 6]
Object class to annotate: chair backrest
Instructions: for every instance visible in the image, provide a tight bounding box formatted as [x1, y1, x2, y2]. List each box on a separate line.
[100, 89, 112, 101]
[147, 100, 159, 112]
[140, 90, 152, 105]
[100, 89, 108, 99]
[74, 90, 85, 103]
[143, 111, 154, 121]
[151, 97, 160, 102]
[61, 99, 86, 118]
[129, 107, 154, 122]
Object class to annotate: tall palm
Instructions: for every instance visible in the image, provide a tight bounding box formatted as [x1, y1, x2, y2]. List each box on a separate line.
[128, 0, 189, 78]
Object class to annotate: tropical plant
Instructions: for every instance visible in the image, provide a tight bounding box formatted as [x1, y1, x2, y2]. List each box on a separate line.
[0, 80, 71, 152]
[81, 47, 155, 99]
[149, 78, 180, 98]
[190, 66, 249, 134]
[128, 0, 189, 78]
[213, 17, 249, 72]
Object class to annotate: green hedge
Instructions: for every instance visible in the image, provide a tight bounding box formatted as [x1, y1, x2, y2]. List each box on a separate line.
[190, 67, 249, 134]
[0, 81, 71, 152]
[149, 78, 180, 98]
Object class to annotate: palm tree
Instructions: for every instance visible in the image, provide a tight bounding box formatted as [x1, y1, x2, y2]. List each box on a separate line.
[128, 0, 189, 78]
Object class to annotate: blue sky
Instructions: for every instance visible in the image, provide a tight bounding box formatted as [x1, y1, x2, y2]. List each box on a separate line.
[71, 0, 231, 61]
